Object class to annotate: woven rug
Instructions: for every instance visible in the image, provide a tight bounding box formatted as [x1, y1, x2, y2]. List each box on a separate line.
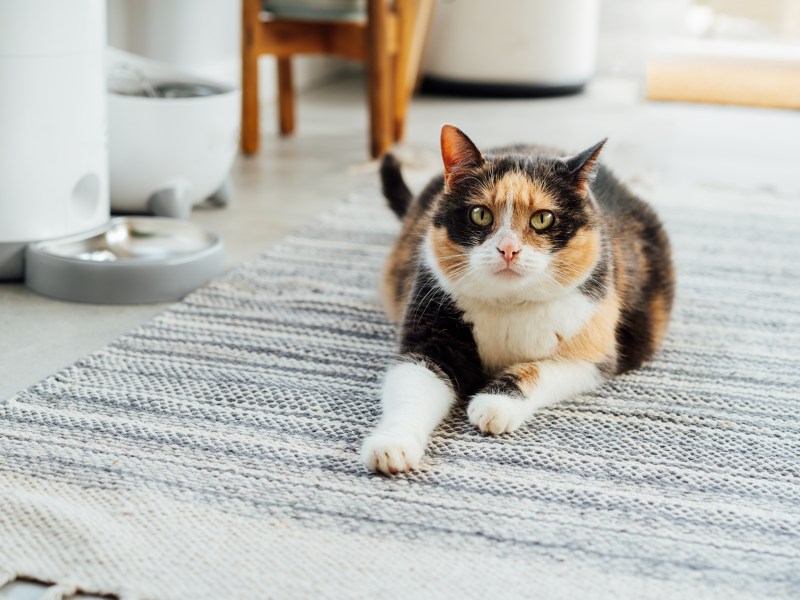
[1, 182, 798, 600]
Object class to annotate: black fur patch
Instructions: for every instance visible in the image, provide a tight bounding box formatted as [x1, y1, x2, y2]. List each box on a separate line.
[579, 233, 611, 301]
[615, 306, 654, 373]
[398, 268, 486, 397]
[481, 373, 525, 398]
[416, 175, 445, 213]
[536, 161, 591, 251]
[597, 357, 618, 378]
[594, 167, 675, 373]
[432, 172, 495, 248]
[380, 154, 413, 219]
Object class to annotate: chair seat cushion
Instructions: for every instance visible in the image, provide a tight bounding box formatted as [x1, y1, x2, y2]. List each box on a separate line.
[264, 0, 366, 21]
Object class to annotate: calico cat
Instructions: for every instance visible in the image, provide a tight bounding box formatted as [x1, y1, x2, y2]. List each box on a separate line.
[361, 125, 674, 474]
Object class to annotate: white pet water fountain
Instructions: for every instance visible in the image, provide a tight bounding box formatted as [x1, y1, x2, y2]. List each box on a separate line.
[0, 0, 229, 303]
[107, 48, 240, 219]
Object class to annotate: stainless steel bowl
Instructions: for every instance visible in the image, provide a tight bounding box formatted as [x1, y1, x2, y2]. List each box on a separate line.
[25, 217, 225, 304]
[43, 218, 219, 261]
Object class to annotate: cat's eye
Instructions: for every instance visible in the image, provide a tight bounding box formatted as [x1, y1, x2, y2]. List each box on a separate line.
[530, 210, 555, 231]
[469, 206, 493, 227]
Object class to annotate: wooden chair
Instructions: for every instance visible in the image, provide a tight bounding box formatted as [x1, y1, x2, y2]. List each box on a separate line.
[241, 0, 434, 158]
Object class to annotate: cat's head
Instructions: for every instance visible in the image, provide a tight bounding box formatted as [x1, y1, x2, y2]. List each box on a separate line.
[426, 125, 607, 303]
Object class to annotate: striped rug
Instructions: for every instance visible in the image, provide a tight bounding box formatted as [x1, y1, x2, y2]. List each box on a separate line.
[1, 182, 798, 600]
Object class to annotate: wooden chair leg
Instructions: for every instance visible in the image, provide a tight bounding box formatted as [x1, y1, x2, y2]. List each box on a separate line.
[277, 57, 296, 135]
[366, 0, 392, 158]
[393, 0, 434, 142]
[241, 0, 261, 154]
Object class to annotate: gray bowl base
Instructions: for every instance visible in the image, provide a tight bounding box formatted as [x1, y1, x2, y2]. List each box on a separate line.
[25, 217, 225, 304]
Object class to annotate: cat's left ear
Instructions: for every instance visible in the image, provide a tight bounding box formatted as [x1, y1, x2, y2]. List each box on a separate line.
[565, 138, 607, 196]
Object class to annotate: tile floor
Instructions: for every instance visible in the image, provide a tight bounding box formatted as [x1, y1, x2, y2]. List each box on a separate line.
[1, 71, 799, 598]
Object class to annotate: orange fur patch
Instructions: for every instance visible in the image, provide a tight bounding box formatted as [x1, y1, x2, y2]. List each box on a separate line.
[490, 174, 530, 210]
[505, 362, 540, 396]
[548, 227, 601, 287]
[380, 245, 411, 322]
[610, 237, 629, 302]
[557, 290, 620, 364]
[482, 173, 562, 250]
[381, 210, 430, 322]
[429, 226, 468, 284]
[649, 292, 671, 349]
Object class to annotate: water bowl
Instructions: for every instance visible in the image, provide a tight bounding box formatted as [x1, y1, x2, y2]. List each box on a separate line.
[25, 217, 225, 304]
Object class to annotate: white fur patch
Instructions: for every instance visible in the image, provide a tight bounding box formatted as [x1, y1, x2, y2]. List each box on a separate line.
[467, 393, 527, 434]
[360, 361, 455, 474]
[499, 196, 514, 232]
[468, 360, 602, 434]
[424, 229, 562, 303]
[459, 292, 595, 372]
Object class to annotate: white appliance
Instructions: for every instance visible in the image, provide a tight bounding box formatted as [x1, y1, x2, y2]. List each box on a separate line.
[0, 0, 109, 280]
[107, 49, 240, 219]
[423, 0, 600, 94]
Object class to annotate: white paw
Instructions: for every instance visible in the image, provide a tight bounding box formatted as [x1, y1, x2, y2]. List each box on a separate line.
[360, 429, 424, 474]
[468, 393, 527, 435]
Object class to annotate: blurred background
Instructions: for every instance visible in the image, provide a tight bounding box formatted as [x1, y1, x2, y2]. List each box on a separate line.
[105, 0, 800, 108]
[105, 0, 800, 105]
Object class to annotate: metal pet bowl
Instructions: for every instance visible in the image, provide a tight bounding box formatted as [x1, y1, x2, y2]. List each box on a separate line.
[25, 217, 225, 304]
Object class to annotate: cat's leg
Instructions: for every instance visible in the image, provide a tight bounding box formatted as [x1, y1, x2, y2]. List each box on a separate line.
[468, 359, 603, 434]
[361, 355, 456, 474]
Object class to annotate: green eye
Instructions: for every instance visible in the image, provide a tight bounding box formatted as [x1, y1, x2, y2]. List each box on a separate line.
[530, 210, 555, 231]
[469, 206, 493, 227]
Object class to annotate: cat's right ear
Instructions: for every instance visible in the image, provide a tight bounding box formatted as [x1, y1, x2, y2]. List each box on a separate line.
[441, 125, 484, 189]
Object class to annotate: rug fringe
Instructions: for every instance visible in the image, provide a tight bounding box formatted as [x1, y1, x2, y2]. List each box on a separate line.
[41, 581, 78, 600]
[0, 569, 17, 587]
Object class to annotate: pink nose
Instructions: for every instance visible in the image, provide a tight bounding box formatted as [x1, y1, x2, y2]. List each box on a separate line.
[497, 238, 522, 263]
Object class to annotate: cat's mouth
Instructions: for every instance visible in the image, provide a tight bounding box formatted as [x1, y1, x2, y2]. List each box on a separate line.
[492, 266, 524, 279]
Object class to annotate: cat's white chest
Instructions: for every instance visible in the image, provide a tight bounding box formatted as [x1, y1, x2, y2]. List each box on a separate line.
[459, 293, 594, 372]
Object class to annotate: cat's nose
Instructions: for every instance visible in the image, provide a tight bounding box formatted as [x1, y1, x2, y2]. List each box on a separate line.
[497, 238, 522, 263]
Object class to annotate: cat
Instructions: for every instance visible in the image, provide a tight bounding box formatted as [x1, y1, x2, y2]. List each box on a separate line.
[361, 125, 675, 474]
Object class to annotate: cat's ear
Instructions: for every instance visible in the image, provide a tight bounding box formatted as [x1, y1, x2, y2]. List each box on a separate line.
[441, 124, 484, 189]
[565, 138, 607, 196]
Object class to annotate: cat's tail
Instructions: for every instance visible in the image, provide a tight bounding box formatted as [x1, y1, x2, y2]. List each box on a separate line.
[380, 154, 412, 219]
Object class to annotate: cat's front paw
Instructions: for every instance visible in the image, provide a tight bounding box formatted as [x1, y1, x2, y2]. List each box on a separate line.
[360, 429, 424, 474]
[468, 393, 526, 435]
